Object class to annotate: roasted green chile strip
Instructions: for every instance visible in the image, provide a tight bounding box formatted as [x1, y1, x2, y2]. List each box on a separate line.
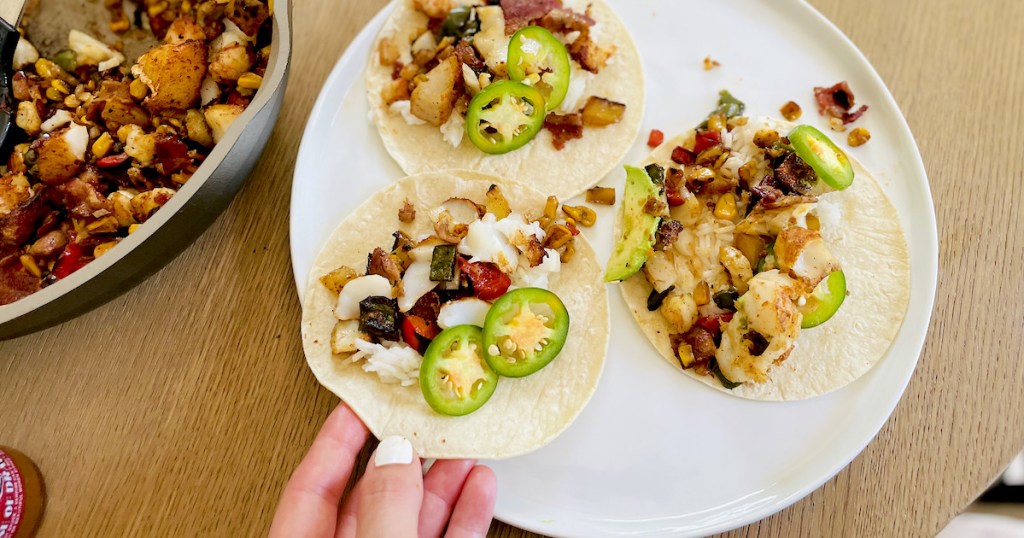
[429, 244, 458, 281]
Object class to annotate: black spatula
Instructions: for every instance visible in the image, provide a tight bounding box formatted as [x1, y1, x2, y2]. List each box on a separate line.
[0, 0, 28, 154]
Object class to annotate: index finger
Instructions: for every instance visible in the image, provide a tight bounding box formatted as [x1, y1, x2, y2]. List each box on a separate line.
[269, 402, 371, 538]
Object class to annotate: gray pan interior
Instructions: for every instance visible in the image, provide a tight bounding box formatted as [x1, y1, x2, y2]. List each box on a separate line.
[0, 0, 292, 339]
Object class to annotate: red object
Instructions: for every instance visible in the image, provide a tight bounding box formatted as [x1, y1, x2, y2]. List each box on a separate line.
[695, 313, 734, 333]
[647, 129, 664, 148]
[402, 314, 440, 352]
[401, 317, 422, 351]
[51, 241, 87, 280]
[95, 153, 130, 168]
[154, 134, 191, 174]
[666, 188, 685, 207]
[0, 447, 45, 538]
[693, 130, 721, 154]
[813, 81, 869, 124]
[458, 259, 511, 301]
[670, 146, 695, 165]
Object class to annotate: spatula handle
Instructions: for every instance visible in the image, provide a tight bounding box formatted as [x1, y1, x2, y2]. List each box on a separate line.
[0, 0, 25, 27]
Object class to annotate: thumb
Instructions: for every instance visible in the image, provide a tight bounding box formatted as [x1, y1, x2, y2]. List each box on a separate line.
[355, 435, 424, 538]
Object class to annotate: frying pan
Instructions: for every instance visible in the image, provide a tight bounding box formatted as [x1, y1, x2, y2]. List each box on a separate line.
[0, 0, 292, 339]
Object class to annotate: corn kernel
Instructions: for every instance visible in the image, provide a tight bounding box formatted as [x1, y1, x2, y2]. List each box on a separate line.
[559, 239, 575, 263]
[259, 45, 272, 60]
[35, 58, 63, 79]
[677, 343, 695, 368]
[714, 193, 737, 220]
[129, 78, 149, 100]
[147, 2, 167, 17]
[171, 172, 191, 184]
[117, 125, 133, 143]
[706, 114, 725, 132]
[86, 216, 119, 234]
[848, 127, 871, 147]
[20, 255, 42, 278]
[562, 205, 597, 227]
[45, 87, 63, 101]
[92, 132, 114, 158]
[780, 101, 802, 121]
[828, 117, 845, 132]
[182, 0, 192, 11]
[267, 0, 273, 14]
[544, 224, 573, 250]
[806, 214, 821, 231]
[237, 72, 263, 90]
[110, 18, 130, 32]
[93, 241, 119, 258]
[543, 196, 559, 220]
[693, 281, 710, 306]
[128, 224, 141, 234]
[63, 94, 80, 108]
[52, 79, 71, 95]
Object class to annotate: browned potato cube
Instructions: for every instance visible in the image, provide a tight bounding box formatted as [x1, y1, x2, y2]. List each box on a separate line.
[208, 42, 254, 84]
[133, 40, 208, 112]
[581, 96, 626, 127]
[204, 104, 246, 143]
[410, 55, 462, 127]
[99, 80, 151, 128]
[320, 265, 359, 294]
[36, 129, 83, 184]
[165, 16, 206, 44]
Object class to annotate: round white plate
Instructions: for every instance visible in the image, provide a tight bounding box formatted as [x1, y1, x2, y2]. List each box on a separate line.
[290, 1, 937, 535]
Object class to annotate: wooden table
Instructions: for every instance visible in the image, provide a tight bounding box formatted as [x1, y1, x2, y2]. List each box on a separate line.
[2, 0, 1022, 536]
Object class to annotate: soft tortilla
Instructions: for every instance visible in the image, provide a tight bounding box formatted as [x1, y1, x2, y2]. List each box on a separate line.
[620, 122, 911, 401]
[302, 171, 610, 458]
[365, 0, 645, 200]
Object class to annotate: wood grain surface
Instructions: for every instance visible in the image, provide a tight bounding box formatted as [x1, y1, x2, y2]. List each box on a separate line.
[2, 0, 1022, 536]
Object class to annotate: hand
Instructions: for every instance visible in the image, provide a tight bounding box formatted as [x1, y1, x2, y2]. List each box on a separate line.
[269, 402, 496, 538]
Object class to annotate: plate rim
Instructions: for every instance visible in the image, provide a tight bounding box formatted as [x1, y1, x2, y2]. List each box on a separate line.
[289, 0, 939, 534]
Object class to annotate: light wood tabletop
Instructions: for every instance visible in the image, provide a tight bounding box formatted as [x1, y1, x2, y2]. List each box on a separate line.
[2, 0, 1022, 536]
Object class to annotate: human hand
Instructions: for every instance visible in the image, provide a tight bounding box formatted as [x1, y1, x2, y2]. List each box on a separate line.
[269, 402, 496, 538]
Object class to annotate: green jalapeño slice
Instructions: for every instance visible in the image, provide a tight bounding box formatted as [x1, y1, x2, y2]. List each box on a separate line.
[420, 325, 499, 416]
[800, 270, 846, 328]
[788, 125, 854, 191]
[507, 26, 571, 112]
[482, 288, 570, 377]
[465, 80, 546, 154]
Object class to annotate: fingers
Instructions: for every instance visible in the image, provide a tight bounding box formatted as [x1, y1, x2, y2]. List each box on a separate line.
[418, 459, 477, 538]
[353, 436, 424, 538]
[444, 466, 497, 538]
[269, 403, 370, 538]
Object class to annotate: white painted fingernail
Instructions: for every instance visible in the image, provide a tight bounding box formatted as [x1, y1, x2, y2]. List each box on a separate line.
[375, 436, 413, 467]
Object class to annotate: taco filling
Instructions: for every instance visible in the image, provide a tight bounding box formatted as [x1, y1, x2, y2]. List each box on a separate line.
[607, 91, 882, 392]
[375, 0, 627, 153]
[316, 183, 589, 416]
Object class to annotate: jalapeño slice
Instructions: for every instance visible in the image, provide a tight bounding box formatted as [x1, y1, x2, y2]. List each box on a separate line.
[465, 80, 546, 154]
[420, 325, 499, 416]
[507, 26, 571, 112]
[800, 270, 846, 328]
[788, 125, 854, 191]
[482, 288, 569, 377]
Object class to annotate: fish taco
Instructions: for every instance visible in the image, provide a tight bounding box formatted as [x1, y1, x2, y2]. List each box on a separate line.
[365, 0, 644, 199]
[302, 170, 609, 458]
[606, 94, 910, 400]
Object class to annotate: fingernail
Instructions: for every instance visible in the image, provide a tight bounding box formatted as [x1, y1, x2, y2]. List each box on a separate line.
[375, 435, 413, 467]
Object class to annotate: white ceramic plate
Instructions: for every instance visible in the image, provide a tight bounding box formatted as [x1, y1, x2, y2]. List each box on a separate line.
[290, 1, 937, 535]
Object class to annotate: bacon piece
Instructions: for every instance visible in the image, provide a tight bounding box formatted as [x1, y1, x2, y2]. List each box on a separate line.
[813, 81, 869, 124]
[671, 146, 695, 165]
[773, 153, 815, 194]
[655, 219, 684, 250]
[501, 0, 562, 35]
[751, 175, 784, 208]
[227, 0, 270, 37]
[54, 178, 113, 219]
[679, 326, 717, 369]
[0, 246, 41, 305]
[537, 7, 594, 34]
[453, 41, 485, 72]
[154, 133, 192, 174]
[543, 112, 583, 150]
[568, 31, 613, 73]
[29, 230, 68, 259]
[458, 258, 511, 301]
[0, 190, 49, 245]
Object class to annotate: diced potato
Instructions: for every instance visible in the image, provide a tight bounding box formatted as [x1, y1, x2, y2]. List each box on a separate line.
[132, 40, 208, 112]
[412, 0, 452, 19]
[130, 187, 176, 221]
[409, 55, 461, 127]
[110, 191, 138, 227]
[185, 109, 214, 147]
[99, 80, 151, 128]
[581, 96, 626, 127]
[0, 173, 32, 215]
[378, 37, 400, 66]
[208, 42, 253, 83]
[320, 265, 359, 294]
[35, 129, 82, 184]
[15, 102, 41, 135]
[165, 16, 206, 44]
[120, 124, 156, 165]
[380, 78, 410, 106]
[485, 184, 511, 218]
[331, 320, 369, 355]
[204, 104, 245, 143]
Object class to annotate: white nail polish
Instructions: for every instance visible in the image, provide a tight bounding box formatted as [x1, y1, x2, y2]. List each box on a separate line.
[375, 435, 413, 466]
